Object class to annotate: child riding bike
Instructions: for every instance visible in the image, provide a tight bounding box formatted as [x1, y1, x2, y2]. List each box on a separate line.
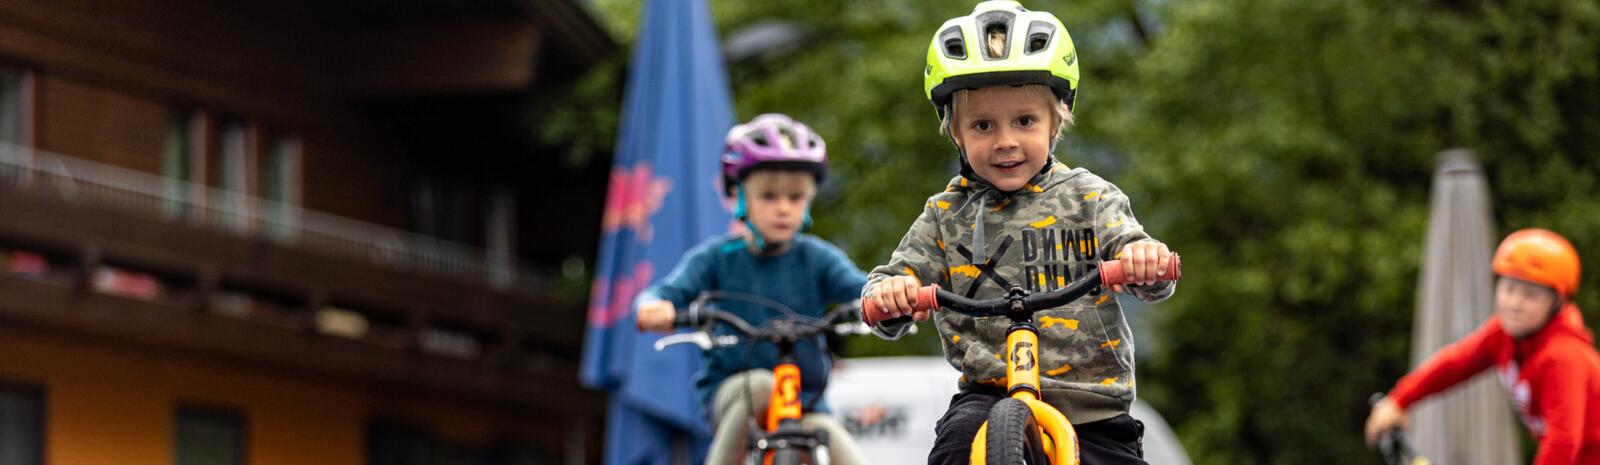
[658, 292, 874, 464]
[636, 114, 869, 465]
[861, 2, 1177, 463]
[1365, 229, 1600, 465]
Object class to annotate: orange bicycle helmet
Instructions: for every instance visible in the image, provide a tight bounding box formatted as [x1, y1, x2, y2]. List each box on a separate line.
[1492, 228, 1581, 297]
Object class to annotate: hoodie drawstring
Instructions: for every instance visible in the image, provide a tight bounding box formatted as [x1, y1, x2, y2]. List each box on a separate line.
[973, 194, 988, 266]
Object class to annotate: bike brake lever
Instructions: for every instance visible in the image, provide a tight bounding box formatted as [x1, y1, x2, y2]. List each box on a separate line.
[654, 332, 713, 351]
[832, 321, 919, 336]
[833, 322, 873, 335]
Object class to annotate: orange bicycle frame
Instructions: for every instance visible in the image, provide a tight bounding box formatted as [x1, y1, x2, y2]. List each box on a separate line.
[766, 362, 803, 431]
[760, 362, 805, 465]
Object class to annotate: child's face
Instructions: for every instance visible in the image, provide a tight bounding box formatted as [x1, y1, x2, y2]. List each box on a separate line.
[1495, 276, 1559, 338]
[742, 170, 816, 245]
[952, 85, 1054, 192]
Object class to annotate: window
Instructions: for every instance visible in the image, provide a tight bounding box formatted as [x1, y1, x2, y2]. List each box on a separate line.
[0, 66, 21, 146]
[366, 419, 433, 465]
[162, 111, 302, 235]
[410, 180, 480, 245]
[0, 66, 28, 186]
[162, 110, 193, 218]
[0, 381, 43, 465]
[215, 120, 251, 232]
[175, 406, 245, 465]
[260, 133, 301, 240]
[486, 189, 515, 288]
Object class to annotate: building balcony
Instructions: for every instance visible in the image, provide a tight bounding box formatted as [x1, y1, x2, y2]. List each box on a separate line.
[0, 143, 597, 417]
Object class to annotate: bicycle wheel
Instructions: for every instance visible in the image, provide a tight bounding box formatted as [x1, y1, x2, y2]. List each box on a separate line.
[985, 398, 1050, 464]
[767, 448, 802, 465]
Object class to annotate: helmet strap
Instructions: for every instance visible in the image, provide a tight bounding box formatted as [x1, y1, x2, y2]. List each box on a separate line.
[734, 187, 766, 250]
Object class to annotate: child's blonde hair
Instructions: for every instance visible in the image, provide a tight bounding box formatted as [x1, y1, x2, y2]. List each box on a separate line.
[742, 170, 817, 199]
[940, 85, 1073, 141]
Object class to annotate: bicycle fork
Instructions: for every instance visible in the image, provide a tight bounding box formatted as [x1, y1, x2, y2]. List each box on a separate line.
[970, 322, 1080, 465]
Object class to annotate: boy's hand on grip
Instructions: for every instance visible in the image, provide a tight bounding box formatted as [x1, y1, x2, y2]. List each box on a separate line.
[865, 275, 927, 325]
[636, 300, 677, 333]
[1113, 241, 1173, 293]
[1363, 397, 1408, 447]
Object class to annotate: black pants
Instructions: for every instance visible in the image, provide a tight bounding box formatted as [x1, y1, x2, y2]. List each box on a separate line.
[929, 387, 1146, 465]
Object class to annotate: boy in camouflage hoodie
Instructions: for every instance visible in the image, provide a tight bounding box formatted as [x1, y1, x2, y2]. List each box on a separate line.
[859, 2, 1177, 463]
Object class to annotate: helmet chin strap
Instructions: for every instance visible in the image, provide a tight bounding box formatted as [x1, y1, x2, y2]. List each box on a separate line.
[733, 187, 765, 250]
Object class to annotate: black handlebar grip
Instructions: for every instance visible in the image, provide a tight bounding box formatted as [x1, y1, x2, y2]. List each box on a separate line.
[672, 309, 696, 328]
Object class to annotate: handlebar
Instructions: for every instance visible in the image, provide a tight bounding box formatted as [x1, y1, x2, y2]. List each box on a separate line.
[654, 292, 869, 351]
[1369, 393, 1431, 465]
[865, 256, 1181, 324]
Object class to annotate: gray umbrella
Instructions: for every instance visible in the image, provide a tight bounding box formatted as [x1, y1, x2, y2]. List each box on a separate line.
[1407, 149, 1521, 464]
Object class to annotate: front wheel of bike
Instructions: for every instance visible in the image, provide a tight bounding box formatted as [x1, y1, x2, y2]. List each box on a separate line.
[767, 448, 803, 465]
[986, 398, 1051, 464]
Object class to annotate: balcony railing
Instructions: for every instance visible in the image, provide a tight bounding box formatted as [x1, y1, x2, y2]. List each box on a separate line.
[0, 142, 538, 292]
[0, 141, 594, 414]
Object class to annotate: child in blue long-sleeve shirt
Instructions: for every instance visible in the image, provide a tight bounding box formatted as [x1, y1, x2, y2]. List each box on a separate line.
[636, 114, 869, 465]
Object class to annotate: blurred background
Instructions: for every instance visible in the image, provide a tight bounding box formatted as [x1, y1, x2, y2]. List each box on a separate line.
[0, 0, 1596, 464]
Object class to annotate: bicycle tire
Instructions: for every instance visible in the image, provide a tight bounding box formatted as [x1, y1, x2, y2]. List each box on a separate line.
[985, 398, 1051, 464]
[768, 448, 803, 465]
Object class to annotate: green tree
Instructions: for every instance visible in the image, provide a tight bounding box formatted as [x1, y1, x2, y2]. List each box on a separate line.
[1089, 1, 1600, 464]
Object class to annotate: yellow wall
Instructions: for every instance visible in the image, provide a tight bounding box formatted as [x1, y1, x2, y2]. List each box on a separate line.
[0, 327, 545, 465]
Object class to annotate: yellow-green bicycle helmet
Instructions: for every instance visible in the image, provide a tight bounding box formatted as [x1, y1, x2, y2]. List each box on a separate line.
[924, 0, 1080, 118]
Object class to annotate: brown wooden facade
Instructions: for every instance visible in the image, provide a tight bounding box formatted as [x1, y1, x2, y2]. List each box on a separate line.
[0, 0, 613, 463]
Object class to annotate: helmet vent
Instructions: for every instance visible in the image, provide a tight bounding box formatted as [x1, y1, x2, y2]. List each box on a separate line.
[776, 127, 796, 150]
[984, 24, 1008, 59]
[939, 26, 966, 59]
[975, 11, 1015, 60]
[1028, 33, 1048, 53]
[1025, 21, 1055, 55]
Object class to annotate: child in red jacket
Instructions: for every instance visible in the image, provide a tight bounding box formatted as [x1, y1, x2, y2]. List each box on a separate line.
[1366, 229, 1600, 465]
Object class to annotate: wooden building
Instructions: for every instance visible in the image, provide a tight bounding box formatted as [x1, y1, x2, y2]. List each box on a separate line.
[0, 1, 614, 464]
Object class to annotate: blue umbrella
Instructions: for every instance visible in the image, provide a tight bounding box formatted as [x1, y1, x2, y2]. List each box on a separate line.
[579, 0, 734, 463]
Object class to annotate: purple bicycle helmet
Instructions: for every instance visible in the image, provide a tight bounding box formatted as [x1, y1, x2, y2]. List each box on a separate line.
[720, 113, 827, 196]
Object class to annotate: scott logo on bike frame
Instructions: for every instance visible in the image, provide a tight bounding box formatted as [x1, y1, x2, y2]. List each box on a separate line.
[775, 370, 801, 409]
[1012, 341, 1036, 371]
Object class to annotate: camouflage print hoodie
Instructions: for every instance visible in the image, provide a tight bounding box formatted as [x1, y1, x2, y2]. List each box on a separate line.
[863, 160, 1175, 424]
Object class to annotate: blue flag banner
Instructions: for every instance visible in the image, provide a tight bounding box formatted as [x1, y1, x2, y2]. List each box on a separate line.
[578, 0, 733, 463]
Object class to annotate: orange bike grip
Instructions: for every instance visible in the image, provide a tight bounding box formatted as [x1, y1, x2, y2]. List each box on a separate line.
[1099, 253, 1182, 286]
[862, 294, 888, 325]
[914, 284, 941, 313]
[862, 284, 942, 325]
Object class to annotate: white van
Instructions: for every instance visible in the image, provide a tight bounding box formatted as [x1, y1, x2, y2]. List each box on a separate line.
[825, 356, 1193, 465]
